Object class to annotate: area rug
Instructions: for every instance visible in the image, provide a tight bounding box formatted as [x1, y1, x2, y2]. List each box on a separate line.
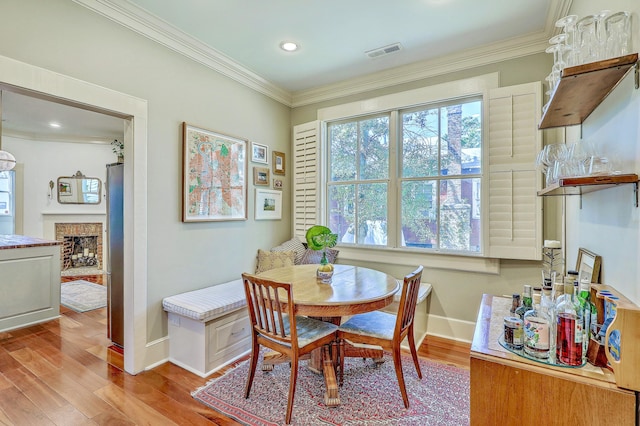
[192, 351, 469, 425]
[60, 280, 107, 312]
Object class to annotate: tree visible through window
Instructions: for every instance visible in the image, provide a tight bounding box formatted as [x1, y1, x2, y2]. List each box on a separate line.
[327, 98, 482, 253]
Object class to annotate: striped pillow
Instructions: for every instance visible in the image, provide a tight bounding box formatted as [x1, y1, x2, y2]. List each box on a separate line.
[271, 237, 306, 264]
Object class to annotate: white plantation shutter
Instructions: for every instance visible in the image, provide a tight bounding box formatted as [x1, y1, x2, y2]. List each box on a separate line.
[487, 82, 542, 260]
[292, 121, 320, 241]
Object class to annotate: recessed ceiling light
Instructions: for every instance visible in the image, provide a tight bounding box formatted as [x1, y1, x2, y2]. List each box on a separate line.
[280, 41, 299, 52]
[49, 122, 61, 128]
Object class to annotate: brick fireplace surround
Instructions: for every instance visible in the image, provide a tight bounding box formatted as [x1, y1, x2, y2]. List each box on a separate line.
[55, 222, 103, 272]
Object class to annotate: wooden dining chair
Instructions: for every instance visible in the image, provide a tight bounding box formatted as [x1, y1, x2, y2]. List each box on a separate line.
[337, 265, 424, 408]
[242, 273, 339, 425]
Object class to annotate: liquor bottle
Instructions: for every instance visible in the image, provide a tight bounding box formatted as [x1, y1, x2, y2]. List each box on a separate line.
[556, 282, 583, 365]
[577, 279, 591, 355]
[516, 285, 533, 320]
[541, 285, 556, 362]
[524, 293, 550, 359]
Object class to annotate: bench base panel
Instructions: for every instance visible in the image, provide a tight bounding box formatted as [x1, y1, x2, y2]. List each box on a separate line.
[168, 309, 251, 377]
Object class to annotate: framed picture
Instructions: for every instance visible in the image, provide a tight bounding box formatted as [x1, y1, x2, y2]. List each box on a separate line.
[182, 122, 247, 222]
[251, 142, 268, 164]
[273, 178, 283, 190]
[253, 167, 270, 186]
[272, 151, 285, 175]
[255, 188, 282, 220]
[576, 248, 602, 283]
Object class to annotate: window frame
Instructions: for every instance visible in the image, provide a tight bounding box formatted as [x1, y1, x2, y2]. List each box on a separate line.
[319, 74, 499, 260]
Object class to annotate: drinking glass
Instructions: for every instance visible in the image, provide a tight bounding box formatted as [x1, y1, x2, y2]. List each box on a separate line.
[595, 10, 611, 60]
[576, 15, 598, 65]
[605, 11, 631, 58]
[555, 15, 578, 66]
[546, 44, 567, 73]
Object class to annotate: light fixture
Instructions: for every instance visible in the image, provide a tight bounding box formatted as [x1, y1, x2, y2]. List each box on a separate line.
[280, 41, 299, 52]
[0, 90, 16, 171]
[49, 122, 61, 128]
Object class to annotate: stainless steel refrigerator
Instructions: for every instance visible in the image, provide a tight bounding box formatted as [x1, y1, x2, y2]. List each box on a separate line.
[106, 163, 124, 349]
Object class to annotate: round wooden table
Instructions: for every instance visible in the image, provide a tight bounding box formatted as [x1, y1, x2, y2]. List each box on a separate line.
[257, 263, 400, 406]
[258, 263, 399, 316]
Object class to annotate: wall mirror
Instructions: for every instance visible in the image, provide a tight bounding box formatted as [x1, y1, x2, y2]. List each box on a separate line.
[57, 171, 102, 204]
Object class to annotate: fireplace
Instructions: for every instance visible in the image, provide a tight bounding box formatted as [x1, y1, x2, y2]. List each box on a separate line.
[55, 223, 103, 272]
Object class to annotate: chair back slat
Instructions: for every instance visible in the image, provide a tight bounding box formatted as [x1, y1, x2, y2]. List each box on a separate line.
[242, 273, 297, 347]
[395, 266, 424, 337]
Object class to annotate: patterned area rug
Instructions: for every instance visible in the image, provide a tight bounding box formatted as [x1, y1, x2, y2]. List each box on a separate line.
[192, 351, 470, 425]
[60, 280, 107, 312]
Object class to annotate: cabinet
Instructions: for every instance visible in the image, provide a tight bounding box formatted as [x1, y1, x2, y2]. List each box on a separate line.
[0, 235, 61, 332]
[470, 294, 638, 425]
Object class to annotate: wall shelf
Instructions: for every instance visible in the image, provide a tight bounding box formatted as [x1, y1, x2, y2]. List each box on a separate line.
[539, 53, 639, 129]
[538, 173, 639, 206]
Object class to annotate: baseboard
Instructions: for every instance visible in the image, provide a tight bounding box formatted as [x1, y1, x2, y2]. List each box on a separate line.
[168, 349, 251, 378]
[426, 314, 475, 343]
[143, 335, 170, 371]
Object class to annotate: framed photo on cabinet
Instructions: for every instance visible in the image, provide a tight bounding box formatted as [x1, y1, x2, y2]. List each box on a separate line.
[576, 248, 602, 284]
[182, 122, 247, 222]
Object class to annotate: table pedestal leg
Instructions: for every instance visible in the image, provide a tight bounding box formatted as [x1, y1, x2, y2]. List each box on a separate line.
[323, 345, 340, 407]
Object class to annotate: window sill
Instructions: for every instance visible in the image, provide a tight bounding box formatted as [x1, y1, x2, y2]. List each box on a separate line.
[336, 246, 500, 275]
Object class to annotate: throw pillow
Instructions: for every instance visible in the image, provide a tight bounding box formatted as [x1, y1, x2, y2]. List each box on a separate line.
[299, 248, 339, 265]
[255, 249, 295, 273]
[271, 237, 307, 264]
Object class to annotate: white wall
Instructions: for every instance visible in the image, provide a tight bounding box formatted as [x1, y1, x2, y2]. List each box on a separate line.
[4, 136, 115, 238]
[565, 0, 640, 304]
[0, 0, 292, 358]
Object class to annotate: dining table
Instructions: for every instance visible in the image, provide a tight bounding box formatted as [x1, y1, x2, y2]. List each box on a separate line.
[257, 263, 400, 406]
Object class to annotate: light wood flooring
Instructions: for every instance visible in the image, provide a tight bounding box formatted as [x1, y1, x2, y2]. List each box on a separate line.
[0, 274, 470, 425]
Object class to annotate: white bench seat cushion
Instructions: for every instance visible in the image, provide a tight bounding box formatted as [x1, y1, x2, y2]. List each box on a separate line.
[162, 279, 246, 323]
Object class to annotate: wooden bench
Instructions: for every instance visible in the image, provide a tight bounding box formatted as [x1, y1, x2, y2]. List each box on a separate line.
[162, 279, 251, 377]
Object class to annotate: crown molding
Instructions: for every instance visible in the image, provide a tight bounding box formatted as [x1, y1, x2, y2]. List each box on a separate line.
[72, 0, 293, 106]
[73, 0, 572, 109]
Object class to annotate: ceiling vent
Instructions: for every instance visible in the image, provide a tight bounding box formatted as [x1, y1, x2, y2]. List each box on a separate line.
[365, 43, 403, 59]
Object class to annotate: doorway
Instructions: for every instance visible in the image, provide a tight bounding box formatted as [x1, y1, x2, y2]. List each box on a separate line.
[0, 53, 148, 374]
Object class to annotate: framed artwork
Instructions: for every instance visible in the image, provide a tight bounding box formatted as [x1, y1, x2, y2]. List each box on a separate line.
[251, 142, 268, 164]
[182, 122, 247, 222]
[255, 188, 282, 220]
[272, 151, 285, 175]
[576, 248, 602, 283]
[253, 167, 270, 186]
[273, 178, 283, 190]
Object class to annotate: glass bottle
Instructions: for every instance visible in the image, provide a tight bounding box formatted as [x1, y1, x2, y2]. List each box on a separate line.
[516, 285, 533, 320]
[556, 282, 583, 365]
[524, 293, 550, 359]
[577, 279, 591, 355]
[541, 285, 556, 362]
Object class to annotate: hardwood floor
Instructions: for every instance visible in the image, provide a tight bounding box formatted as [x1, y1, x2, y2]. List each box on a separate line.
[0, 279, 470, 425]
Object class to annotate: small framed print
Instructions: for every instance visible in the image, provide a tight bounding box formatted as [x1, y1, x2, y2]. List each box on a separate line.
[273, 178, 283, 190]
[272, 151, 285, 175]
[255, 188, 282, 220]
[251, 142, 268, 164]
[576, 248, 602, 283]
[253, 167, 270, 186]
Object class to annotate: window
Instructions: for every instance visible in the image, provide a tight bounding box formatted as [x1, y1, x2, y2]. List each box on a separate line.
[327, 99, 482, 254]
[294, 75, 543, 264]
